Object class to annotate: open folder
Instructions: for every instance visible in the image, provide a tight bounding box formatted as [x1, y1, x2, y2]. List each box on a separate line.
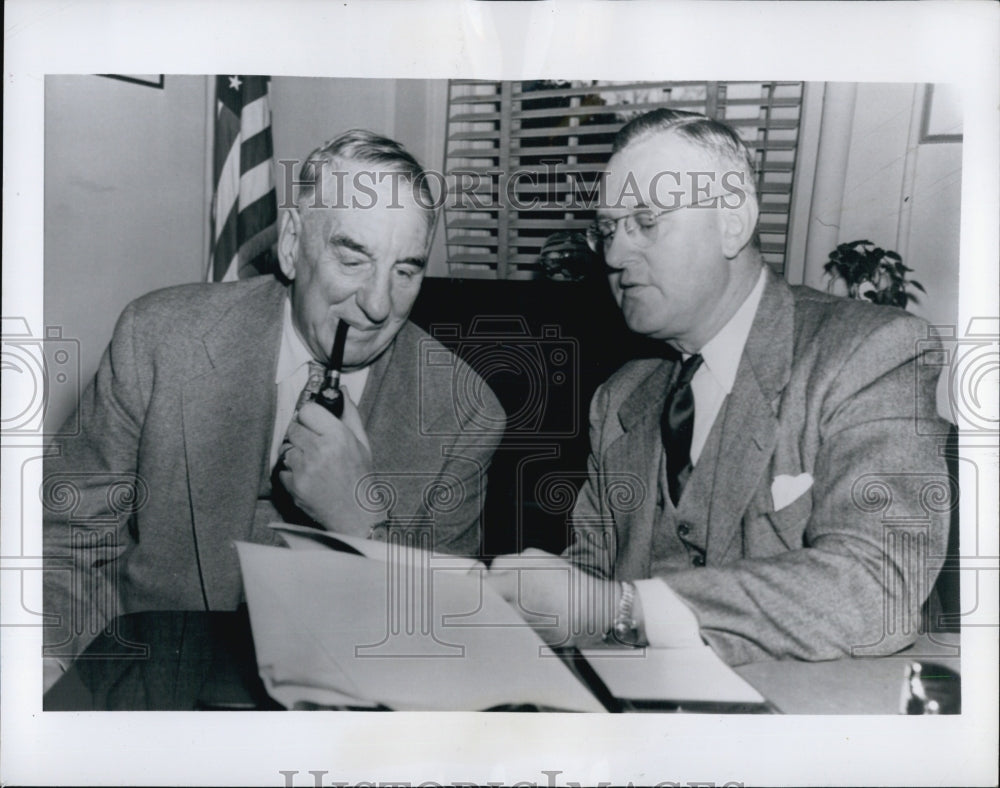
[235, 526, 766, 712]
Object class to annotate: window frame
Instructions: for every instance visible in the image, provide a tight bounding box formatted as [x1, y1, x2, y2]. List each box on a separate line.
[442, 80, 806, 280]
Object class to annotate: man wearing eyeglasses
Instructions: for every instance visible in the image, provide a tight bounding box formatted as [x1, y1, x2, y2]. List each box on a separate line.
[488, 109, 949, 665]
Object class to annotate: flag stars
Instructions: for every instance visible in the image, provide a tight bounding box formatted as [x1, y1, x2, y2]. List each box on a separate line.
[228, 75, 243, 91]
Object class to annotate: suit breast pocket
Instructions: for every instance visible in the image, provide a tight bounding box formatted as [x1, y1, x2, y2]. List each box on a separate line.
[744, 488, 814, 557]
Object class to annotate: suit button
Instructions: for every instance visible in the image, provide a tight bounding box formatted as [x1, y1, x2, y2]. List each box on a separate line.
[677, 522, 691, 537]
[691, 554, 705, 567]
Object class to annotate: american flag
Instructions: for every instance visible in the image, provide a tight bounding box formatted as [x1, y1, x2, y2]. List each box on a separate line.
[208, 75, 278, 282]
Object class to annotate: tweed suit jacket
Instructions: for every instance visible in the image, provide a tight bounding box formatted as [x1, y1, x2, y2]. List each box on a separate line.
[43, 277, 504, 661]
[565, 268, 950, 665]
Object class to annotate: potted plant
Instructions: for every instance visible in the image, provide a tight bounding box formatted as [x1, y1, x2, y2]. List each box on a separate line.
[824, 240, 926, 308]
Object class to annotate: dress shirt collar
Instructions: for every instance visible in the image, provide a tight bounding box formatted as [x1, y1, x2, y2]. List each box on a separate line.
[693, 267, 767, 395]
[275, 296, 315, 384]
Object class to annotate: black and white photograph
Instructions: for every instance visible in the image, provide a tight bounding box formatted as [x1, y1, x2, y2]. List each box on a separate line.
[2, 2, 998, 787]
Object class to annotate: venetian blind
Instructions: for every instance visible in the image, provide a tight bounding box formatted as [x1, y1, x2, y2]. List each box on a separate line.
[442, 80, 804, 280]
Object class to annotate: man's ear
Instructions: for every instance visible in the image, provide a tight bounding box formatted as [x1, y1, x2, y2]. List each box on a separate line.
[276, 208, 301, 280]
[718, 195, 759, 259]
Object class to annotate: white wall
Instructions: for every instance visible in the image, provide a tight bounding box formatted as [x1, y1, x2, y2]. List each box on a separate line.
[837, 84, 915, 249]
[905, 139, 962, 330]
[270, 77, 398, 187]
[44, 75, 209, 431]
[799, 83, 961, 330]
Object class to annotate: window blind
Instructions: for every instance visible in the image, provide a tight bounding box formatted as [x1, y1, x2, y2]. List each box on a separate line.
[442, 80, 804, 280]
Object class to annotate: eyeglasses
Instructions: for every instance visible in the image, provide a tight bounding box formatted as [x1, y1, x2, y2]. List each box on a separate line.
[584, 196, 720, 254]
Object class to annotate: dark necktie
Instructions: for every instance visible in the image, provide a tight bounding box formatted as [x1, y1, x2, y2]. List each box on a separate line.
[660, 353, 704, 506]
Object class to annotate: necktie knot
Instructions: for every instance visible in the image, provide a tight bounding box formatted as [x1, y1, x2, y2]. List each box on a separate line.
[295, 361, 326, 412]
[674, 353, 704, 391]
[306, 360, 325, 381]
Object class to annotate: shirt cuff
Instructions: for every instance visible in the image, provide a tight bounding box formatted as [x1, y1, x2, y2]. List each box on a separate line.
[634, 577, 703, 648]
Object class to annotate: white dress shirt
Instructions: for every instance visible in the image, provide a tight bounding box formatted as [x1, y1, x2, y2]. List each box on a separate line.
[268, 297, 369, 471]
[635, 268, 768, 648]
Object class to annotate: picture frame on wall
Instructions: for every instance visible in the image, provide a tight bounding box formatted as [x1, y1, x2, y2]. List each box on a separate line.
[98, 74, 164, 89]
[920, 83, 963, 143]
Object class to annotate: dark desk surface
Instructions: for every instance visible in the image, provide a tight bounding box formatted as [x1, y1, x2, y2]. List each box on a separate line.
[45, 610, 961, 714]
[46, 610, 280, 712]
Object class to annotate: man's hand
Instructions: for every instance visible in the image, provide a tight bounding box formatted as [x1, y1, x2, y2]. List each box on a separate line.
[486, 548, 621, 648]
[278, 393, 385, 536]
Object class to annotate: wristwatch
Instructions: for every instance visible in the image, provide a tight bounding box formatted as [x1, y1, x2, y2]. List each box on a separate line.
[367, 519, 390, 541]
[606, 580, 641, 646]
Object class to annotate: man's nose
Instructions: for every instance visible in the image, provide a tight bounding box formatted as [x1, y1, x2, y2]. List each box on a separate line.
[356, 267, 392, 324]
[602, 226, 634, 270]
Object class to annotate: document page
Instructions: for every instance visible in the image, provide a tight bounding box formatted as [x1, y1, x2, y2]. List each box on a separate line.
[236, 542, 606, 712]
[579, 644, 766, 707]
[268, 522, 482, 571]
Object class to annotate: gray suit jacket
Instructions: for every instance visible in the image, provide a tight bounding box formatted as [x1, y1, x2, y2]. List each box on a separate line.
[43, 277, 504, 661]
[566, 269, 950, 665]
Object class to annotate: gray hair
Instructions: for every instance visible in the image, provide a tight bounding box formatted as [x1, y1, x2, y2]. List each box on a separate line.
[612, 108, 758, 207]
[295, 129, 434, 225]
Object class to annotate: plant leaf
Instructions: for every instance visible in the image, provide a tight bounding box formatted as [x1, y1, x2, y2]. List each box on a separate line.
[910, 280, 926, 292]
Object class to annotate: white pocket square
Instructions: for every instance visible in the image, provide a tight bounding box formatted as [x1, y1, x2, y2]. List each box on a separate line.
[771, 473, 814, 511]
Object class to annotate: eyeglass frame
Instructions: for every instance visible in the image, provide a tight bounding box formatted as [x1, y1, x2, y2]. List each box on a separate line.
[584, 194, 724, 255]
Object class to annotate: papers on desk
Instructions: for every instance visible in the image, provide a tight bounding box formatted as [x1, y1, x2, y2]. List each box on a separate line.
[579, 645, 766, 708]
[236, 538, 605, 712]
[237, 528, 767, 712]
[267, 522, 477, 566]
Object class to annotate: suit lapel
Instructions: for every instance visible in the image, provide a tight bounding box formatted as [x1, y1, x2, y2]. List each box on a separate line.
[707, 269, 795, 564]
[181, 280, 285, 607]
[608, 362, 673, 577]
